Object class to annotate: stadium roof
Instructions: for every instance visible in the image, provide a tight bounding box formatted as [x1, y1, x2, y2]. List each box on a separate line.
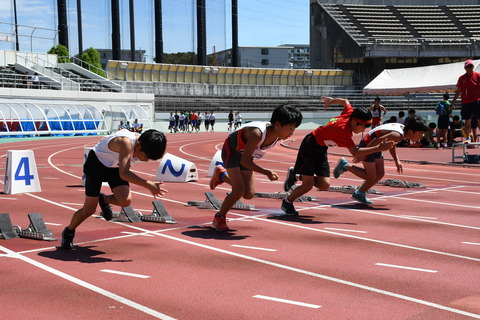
[363, 59, 480, 95]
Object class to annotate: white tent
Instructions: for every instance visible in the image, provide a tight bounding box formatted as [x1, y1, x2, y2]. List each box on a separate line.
[363, 60, 480, 96]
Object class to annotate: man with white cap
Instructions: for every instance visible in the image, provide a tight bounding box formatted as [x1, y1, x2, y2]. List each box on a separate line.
[451, 59, 480, 143]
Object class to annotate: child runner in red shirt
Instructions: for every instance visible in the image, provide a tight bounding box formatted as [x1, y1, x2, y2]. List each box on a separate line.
[209, 105, 303, 231]
[282, 97, 394, 215]
[333, 116, 428, 204]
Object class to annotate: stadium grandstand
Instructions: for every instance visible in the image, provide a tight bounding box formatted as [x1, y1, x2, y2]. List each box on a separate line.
[311, 0, 480, 87]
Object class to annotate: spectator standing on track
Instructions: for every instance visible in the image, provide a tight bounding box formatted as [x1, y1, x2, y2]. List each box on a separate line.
[61, 129, 168, 249]
[204, 112, 211, 132]
[435, 93, 453, 148]
[234, 111, 243, 130]
[190, 111, 198, 132]
[334, 117, 428, 204]
[282, 97, 395, 213]
[208, 105, 303, 231]
[228, 110, 234, 131]
[369, 96, 387, 128]
[210, 111, 216, 132]
[179, 112, 185, 132]
[168, 112, 175, 133]
[196, 112, 203, 132]
[451, 59, 480, 144]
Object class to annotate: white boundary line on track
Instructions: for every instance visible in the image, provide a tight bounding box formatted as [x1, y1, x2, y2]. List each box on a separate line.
[0, 245, 176, 320]
[252, 295, 321, 309]
[374, 263, 438, 273]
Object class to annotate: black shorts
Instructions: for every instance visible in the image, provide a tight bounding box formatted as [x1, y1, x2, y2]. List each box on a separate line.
[221, 132, 249, 170]
[292, 133, 330, 177]
[461, 101, 480, 120]
[83, 150, 129, 197]
[437, 115, 450, 130]
[359, 133, 383, 162]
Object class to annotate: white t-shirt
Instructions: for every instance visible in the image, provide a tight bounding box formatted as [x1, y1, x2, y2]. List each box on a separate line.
[93, 129, 139, 167]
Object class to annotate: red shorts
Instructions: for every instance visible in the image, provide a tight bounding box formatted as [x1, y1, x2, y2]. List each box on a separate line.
[372, 117, 382, 127]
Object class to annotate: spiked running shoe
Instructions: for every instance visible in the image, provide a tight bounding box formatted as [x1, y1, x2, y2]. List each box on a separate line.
[212, 215, 230, 231]
[352, 190, 373, 204]
[333, 157, 349, 179]
[464, 136, 472, 144]
[99, 193, 113, 221]
[209, 165, 226, 190]
[283, 167, 297, 192]
[281, 199, 299, 216]
[61, 227, 75, 249]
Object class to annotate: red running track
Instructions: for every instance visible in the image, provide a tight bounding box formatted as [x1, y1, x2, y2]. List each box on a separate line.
[0, 130, 479, 320]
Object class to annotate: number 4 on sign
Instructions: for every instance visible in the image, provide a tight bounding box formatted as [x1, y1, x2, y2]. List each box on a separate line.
[15, 157, 34, 185]
[4, 150, 41, 194]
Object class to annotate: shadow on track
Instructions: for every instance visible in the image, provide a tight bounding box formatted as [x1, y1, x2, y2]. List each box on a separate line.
[38, 246, 132, 264]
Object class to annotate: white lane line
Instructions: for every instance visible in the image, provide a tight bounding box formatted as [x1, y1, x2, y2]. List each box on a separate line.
[100, 269, 151, 279]
[121, 231, 155, 237]
[253, 295, 321, 309]
[231, 245, 277, 252]
[375, 263, 438, 273]
[44, 222, 62, 226]
[119, 224, 480, 319]
[324, 227, 367, 234]
[392, 196, 480, 210]
[0, 245, 175, 320]
[398, 215, 438, 220]
[0, 197, 17, 200]
[462, 242, 480, 246]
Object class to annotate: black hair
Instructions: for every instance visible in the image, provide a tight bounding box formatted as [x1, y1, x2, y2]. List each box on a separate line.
[404, 115, 428, 132]
[138, 129, 167, 160]
[443, 92, 450, 100]
[428, 122, 437, 129]
[453, 115, 460, 121]
[375, 96, 381, 102]
[350, 107, 373, 122]
[270, 105, 303, 127]
[408, 109, 416, 115]
[398, 111, 405, 117]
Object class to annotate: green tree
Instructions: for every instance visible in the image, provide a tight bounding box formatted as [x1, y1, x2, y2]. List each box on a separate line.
[162, 52, 197, 65]
[48, 44, 70, 63]
[80, 47, 106, 77]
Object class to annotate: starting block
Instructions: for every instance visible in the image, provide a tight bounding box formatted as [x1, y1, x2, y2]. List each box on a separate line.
[0, 213, 56, 241]
[253, 190, 316, 202]
[327, 185, 384, 195]
[0, 213, 19, 239]
[189, 192, 257, 211]
[112, 206, 142, 222]
[378, 179, 424, 188]
[156, 152, 198, 182]
[111, 200, 176, 224]
[18, 213, 56, 241]
[140, 200, 176, 224]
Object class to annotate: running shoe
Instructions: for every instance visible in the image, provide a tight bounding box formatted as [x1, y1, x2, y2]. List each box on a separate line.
[283, 167, 297, 192]
[281, 199, 299, 216]
[443, 143, 448, 148]
[333, 157, 349, 179]
[464, 136, 472, 144]
[99, 193, 113, 221]
[61, 227, 75, 250]
[209, 165, 226, 190]
[212, 215, 230, 231]
[352, 190, 373, 204]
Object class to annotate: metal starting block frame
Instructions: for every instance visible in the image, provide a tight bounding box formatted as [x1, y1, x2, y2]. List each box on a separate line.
[327, 185, 384, 195]
[112, 200, 176, 224]
[254, 192, 316, 202]
[378, 179, 424, 188]
[1, 213, 56, 241]
[188, 192, 258, 211]
[18, 213, 57, 241]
